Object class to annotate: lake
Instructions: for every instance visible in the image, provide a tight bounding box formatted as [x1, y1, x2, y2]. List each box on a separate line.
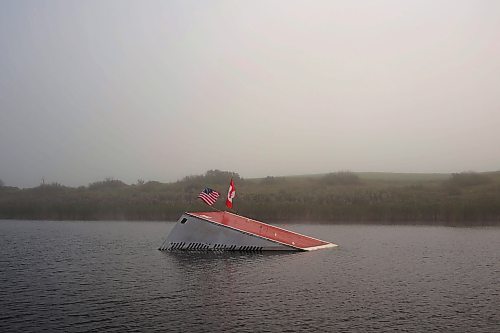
[0, 220, 498, 332]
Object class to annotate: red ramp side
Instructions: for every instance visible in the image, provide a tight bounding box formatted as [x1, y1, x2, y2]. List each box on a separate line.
[187, 212, 337, 251]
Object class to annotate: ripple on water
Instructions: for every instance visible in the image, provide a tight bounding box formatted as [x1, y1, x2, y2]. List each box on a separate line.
[0, 221, 499, 332]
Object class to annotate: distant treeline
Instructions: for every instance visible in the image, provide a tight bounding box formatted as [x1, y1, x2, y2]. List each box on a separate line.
[1, 170, 500, 225]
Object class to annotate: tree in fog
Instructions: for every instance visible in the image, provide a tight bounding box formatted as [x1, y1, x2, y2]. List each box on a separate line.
[447, 172, 491, 187]
[322, 171, 360, 185]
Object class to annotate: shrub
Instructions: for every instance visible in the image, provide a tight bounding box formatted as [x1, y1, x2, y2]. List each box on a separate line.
[322, 171, 361, 185]
[88, 178, 127, 190]
[448, 172, 491, 187]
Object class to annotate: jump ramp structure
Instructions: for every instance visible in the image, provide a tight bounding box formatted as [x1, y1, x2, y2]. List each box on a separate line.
[159, 211, 337, 252]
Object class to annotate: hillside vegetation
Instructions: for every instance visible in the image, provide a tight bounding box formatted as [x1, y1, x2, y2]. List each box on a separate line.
[1, 170, 499, 225]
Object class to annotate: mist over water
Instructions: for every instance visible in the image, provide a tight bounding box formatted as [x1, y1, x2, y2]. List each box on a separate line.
[1, 220, 498, 332]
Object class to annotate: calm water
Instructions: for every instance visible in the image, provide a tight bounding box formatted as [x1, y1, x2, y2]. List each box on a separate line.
[0, 220, 498, 332]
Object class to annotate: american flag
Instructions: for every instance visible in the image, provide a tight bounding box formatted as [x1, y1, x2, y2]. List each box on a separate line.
[197, 188, 220, 206]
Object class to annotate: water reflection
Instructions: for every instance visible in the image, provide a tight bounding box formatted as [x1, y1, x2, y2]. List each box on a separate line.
[0, 221, 498, 333]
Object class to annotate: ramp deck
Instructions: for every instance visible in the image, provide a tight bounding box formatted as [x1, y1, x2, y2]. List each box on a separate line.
[187, 211, 336, 251]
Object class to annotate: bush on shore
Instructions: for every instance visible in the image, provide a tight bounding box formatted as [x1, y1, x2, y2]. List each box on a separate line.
[0, 170, 499, 225]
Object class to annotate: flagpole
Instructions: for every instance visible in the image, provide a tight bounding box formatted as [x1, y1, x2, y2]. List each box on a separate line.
[194, 199, 225, 213]
[209, 205, 224, 213]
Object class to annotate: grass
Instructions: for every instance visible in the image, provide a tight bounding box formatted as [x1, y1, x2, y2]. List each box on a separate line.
[1, 170, 499, 225]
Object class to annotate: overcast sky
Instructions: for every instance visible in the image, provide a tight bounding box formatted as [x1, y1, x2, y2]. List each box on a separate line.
[1, 0, 499, 187]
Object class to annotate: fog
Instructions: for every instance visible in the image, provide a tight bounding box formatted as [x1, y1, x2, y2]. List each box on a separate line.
[1, 0, 499, 187]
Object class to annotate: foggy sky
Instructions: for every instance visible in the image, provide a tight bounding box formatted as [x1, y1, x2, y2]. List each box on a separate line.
[1, 0, 500, 187]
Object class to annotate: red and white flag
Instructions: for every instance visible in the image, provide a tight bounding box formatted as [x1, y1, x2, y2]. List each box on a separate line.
[226, 178, 236, 209]
[197, 188, 220, 206]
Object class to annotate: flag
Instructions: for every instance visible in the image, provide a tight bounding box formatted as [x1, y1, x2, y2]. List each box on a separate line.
[198, 188, 220, 206]
[226, 178, 236, 209]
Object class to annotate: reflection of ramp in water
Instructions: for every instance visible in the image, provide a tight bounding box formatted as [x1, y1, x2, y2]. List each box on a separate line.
[159, 211, 337, 252]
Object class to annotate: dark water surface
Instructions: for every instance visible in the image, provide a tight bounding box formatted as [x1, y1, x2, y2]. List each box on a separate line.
[0, 220, 498, 332]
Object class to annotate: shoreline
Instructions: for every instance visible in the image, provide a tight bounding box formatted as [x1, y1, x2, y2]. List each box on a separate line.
[1, 217, 498, 227]
[2, 170, 499, 227]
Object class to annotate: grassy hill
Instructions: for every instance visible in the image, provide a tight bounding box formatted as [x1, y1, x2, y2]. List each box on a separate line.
[1, 170, 499, 225]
